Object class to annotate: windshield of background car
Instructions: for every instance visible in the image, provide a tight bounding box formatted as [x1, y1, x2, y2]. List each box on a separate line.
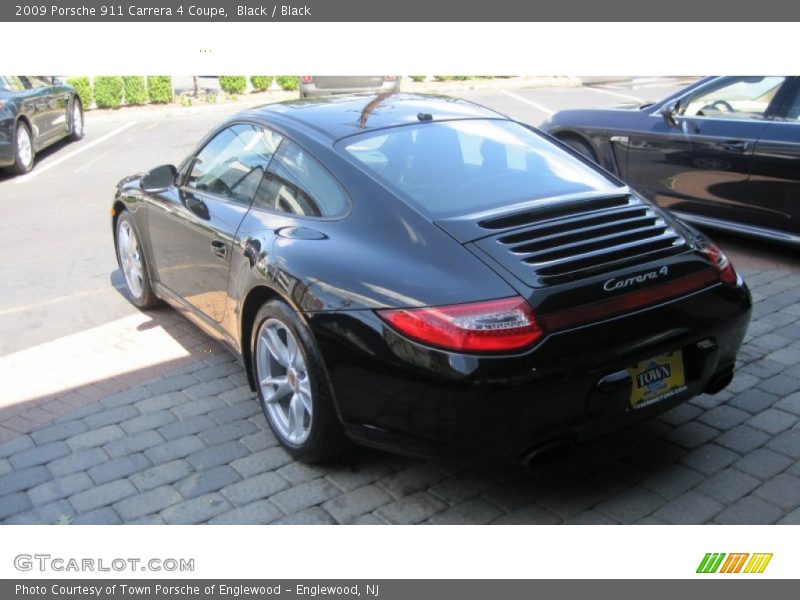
[340, 119, 619, 218]
[682, 76, 786, 119]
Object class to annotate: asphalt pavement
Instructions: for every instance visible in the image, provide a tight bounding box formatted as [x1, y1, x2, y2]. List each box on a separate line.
[1, 79, 799, 524]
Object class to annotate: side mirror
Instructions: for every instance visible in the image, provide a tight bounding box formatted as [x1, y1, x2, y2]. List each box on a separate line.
[660, 101, 680, 128]
[141, 164, 178, 193]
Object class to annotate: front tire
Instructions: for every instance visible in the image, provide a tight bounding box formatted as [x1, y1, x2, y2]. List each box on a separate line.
[9, 121, 34, 175]
[115, 210, 158, 308]
[251, 300, 348, 462]
[561, 136, 597, 162]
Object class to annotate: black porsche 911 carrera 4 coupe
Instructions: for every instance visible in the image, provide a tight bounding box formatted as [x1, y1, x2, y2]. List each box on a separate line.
[0, 76, 85, 174]
[112, 93, 751, 464]
[541, 76, 800, 247]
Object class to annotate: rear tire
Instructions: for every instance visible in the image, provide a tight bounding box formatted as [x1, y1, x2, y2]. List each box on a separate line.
[115, 210, 159, 309]
[9, 121, 34, 175]
[68, 98, 85, 141]
[251, 300, 349, 462]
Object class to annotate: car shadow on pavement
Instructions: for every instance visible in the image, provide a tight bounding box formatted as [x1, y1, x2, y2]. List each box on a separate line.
[0, 137, 75, 184]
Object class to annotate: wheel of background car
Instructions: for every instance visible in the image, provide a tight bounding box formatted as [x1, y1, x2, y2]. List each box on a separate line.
[561, 136, 597, 162]
[251, 300, 349, 462]
[10, 121, 34, 175]
[69, 98, 84, 141]
[115, 211, 159, 309]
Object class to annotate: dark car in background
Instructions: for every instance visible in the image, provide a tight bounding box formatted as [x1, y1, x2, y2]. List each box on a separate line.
[299, 76, 400, 98]
[541, 76, 800, 247]
[0, 76, 85, 174]
[111, 94, 751, 464]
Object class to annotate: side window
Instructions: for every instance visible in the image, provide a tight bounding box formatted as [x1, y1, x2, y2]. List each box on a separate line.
[255, 139, 349, 218]
[28, 76, 54, 88]
[682, 76, 786, 120]
[16, 76, 36, 90]
[782, 85, 800, 121]
[185, 124, 282, 204]
[0, 76, 24, 91]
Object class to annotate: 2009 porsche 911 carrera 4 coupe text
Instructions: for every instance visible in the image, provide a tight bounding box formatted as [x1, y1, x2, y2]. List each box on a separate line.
[112, 94, 751, 464]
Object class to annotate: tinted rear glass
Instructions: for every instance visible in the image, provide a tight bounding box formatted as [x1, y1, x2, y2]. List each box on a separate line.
[340, 119, 618, 218]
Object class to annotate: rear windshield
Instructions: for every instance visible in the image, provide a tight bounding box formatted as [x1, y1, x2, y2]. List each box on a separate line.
[340, 119, 618, 218]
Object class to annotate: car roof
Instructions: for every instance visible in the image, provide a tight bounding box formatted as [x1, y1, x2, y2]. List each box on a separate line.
[236, 93, 508, 141]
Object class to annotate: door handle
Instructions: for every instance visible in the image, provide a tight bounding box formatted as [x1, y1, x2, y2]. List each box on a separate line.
[210, 240, 227, 259]
[722, 140, 749, 152]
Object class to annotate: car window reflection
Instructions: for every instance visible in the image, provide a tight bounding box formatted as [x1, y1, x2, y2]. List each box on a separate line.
[186, 124, 281, 204]
[254, 139, 349, 218]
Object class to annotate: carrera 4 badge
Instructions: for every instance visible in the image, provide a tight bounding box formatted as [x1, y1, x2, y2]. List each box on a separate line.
[603, 266, 669, 292]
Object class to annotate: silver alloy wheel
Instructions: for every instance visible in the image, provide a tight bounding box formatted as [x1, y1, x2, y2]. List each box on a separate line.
[117, 219, 144, 299]
[73, 103, 83, 137]
[256, 319, 313, 445]
[17, 125, 32, 169]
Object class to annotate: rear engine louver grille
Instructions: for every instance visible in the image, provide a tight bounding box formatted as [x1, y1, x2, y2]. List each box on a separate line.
[478, 195, 686, 285]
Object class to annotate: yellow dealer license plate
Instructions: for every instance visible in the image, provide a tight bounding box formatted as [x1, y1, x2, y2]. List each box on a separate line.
[628, 351, 687, 410]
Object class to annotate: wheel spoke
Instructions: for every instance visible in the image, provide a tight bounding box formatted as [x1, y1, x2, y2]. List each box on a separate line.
[130, 263, 143, 283]
[289, 394, 306, 440]
[264, 326, 290, 367]
[296, 373, 312, 400]
[118, 228, 129, 254]
[261, 375, 290, 403]
[257, 341, 271, 376]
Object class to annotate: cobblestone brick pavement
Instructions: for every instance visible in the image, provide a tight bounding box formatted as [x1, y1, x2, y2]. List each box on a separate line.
[2, 267, 800, 525]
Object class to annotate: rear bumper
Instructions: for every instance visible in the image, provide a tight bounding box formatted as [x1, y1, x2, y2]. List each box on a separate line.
[299, 81, 400, 97]
[307, 280, 751, 463]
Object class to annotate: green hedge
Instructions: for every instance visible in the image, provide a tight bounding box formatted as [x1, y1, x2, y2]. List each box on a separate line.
[219, 76, 247, 94]
[275, 76, 300, 91]
[122, 76, 148, 105]
[93, 76, 124, 109]
[66, 77, 93, 109]
[433, 75, 496, 81]
[250, 75, 273, 92]
[147, 76, 173, 104]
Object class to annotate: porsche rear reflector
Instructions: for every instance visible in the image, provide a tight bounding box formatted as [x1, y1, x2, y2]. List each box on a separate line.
[378, 297, 543, 353]
[539, 268, 720, 331]
[701, 241, 737, 285]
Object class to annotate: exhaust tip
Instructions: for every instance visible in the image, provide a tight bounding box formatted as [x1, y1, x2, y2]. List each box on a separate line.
[519, 440, 574, 468]
[705, 367, 734, 395]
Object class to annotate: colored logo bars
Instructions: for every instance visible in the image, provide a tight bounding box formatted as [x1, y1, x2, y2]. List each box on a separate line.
[696, 553, 773, 574]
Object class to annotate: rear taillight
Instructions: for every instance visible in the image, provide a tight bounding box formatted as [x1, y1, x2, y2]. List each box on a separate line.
[383, 76, 397, 82]
[378, 297, 543, 353]
[301, 76, 313, 84]
[702, 241, 737, 285]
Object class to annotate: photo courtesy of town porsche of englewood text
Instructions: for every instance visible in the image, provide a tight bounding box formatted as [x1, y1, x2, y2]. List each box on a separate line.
[1, 72, 799, 527]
